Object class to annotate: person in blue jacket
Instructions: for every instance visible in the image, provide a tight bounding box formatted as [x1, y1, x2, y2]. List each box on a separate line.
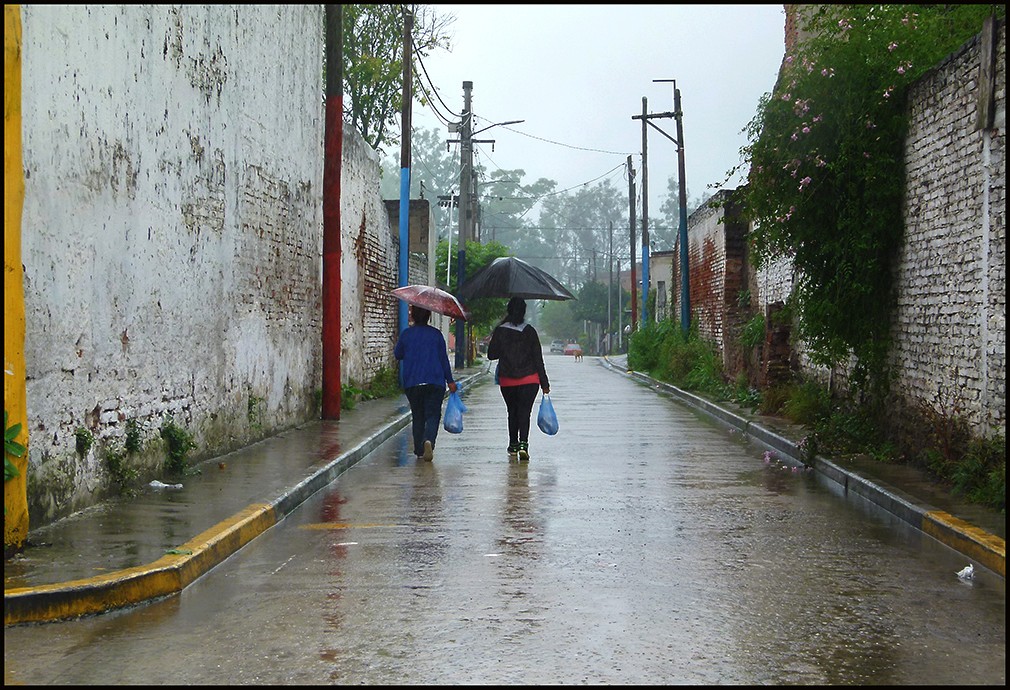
[394, 305, 457, 461]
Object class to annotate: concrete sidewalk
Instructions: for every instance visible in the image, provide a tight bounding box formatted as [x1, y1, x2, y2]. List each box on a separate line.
[4, 358, 1004, 626]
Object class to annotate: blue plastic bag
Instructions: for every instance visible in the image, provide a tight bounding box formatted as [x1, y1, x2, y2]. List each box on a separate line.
[443, 389, 467, 434]
[537, 393, 559, 435]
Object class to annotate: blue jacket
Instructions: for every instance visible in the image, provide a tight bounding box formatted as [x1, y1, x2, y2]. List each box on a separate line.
[393, 324, 454, 389]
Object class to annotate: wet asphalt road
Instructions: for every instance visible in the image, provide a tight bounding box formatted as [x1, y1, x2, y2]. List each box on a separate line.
[3, 354, 1005, 685]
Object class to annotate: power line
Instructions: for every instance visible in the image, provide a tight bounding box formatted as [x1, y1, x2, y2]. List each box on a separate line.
[411, 40, 459, 126]
[478, 118, 630, 157]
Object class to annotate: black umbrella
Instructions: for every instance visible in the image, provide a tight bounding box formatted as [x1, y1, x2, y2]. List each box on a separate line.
[457, 256, 576, 301]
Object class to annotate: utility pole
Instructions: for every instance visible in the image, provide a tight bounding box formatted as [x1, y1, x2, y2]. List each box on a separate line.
[644, 79, 691, 333]
[608, 221, 613, 354]
[321, 5, 343, 419]
[639, 97, 650, 325]
[627, 155, 637, 331]
[446, 95, 522, 368]
[397, 8, 413, 334]
[453, 81, 472, 370]
[617, 258, 623, 350]
[672, 81, 691, 333]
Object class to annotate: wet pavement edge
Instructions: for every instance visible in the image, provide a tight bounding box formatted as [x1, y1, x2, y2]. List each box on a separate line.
[611, 357, 1005, 579]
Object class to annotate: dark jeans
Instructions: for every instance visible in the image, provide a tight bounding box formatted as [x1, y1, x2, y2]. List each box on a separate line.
[499, 383, 540, 447]
[404, 384, 446, 456]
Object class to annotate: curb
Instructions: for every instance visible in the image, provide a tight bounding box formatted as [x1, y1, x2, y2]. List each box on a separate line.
[5, 372, 487, 626]
[604, 357, 1005, 579]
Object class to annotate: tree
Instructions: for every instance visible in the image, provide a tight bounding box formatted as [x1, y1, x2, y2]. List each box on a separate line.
[740, 3, 1001, 396]
[434, 238, 510, 337]
[342, 4, 454, 154]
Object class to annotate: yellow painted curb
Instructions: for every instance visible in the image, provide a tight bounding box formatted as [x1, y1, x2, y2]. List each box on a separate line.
[923, 510, 1005, 578]
[4, 503, 276, 625]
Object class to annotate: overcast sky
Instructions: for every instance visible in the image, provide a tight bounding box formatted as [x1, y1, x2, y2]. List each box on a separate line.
[411, 4, 787, 232]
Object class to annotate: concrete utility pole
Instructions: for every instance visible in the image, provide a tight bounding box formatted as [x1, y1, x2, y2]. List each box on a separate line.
[446, 91, 523, 369]
[453, 81, 472, 370]
[397, 8, 413, 334]
[627, 155, 637, 331]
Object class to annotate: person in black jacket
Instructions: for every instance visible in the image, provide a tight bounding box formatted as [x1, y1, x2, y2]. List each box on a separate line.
[486, 297, 550, 462]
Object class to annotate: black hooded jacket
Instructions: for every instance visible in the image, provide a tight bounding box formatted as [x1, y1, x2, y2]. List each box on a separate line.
[487, 321, 549, 389]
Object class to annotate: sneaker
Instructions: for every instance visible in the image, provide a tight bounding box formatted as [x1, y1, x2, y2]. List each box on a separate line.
[422, 440, 434, 461]
[517, 441, 529, 463]
[507, 443, 519, 462]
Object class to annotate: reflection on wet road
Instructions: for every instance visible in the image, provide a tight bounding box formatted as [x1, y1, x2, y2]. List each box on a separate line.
[4, 355, 1005, 685]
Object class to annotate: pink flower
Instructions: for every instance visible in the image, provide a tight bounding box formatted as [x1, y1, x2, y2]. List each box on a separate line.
[802, 126, 811, 134]
[799, 176, 812, 190]
[888, 41, 898, 52]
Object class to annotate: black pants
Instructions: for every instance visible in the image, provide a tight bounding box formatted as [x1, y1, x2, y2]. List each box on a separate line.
[499, 383, 540, 447]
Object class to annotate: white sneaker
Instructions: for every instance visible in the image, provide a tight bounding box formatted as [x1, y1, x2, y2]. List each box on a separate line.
[422, 440, 434, 461]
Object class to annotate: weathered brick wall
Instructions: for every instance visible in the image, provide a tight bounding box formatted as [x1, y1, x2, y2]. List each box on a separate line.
[749, 18, 1006, 436]
[674, 190, 753, 373]
[892, 19, 1006, 435]
[339, 124, 399, 389]
[681, 197, 727, 346]
[19, 5, 326, 525]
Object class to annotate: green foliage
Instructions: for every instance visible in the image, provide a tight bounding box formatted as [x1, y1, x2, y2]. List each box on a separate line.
[781, 381, 831, 426]
[951, 436, 1005, 511]
[740, 313, 765, 350]
[5, 410, 25, 485]
[247, 394, 264, 431]
[758, 384, 793, 416]
[75, 427, 94, 457]
[740, 4, 1001, 397]
[341, 5, 454, 154]
[369, 367, 402, 398]
[629, 319, 726, 396]
[104, 444, 139, 491]
[125, 419, 143, 454]
[436, 238, 510, 334]
[341, 366, 403, 411]
[341, 383, 363, 411]
[571, 281, 610, 326]
[160, 419, 196, 475]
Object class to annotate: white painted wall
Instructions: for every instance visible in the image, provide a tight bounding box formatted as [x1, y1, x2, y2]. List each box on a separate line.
[19, 5, 326, 523]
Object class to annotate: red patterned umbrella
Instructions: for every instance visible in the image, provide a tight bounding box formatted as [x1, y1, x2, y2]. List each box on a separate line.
[391, 285, 469, 321]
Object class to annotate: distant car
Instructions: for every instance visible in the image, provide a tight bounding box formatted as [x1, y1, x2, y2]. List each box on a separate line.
[563, 343, 583, 357]
[550, 339, 566, 353]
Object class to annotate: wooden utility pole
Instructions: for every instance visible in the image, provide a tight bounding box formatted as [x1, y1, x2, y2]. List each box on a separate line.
[639, 96, 650, 325]
[321, 5, 343, 419]
[654, 78, 691, 333]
